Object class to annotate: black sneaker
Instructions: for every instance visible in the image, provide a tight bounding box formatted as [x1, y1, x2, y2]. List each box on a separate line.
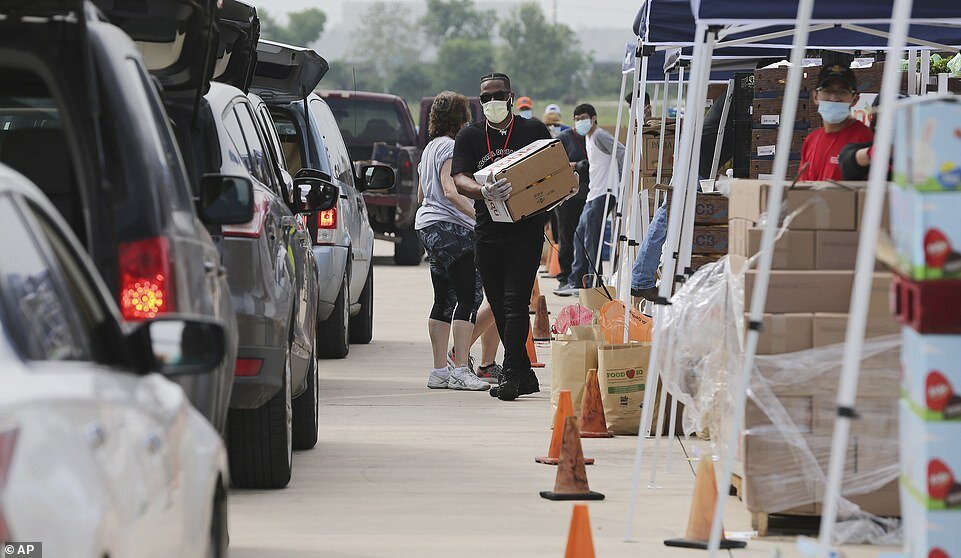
[490, 369, 539, 400]
[490, 374, 520, 400]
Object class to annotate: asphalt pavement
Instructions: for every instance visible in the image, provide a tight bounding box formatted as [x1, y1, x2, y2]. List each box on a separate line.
[228, 241, 896, 558]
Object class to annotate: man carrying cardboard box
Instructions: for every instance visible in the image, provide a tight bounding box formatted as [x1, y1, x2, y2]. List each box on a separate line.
[452, 72, 553, 401]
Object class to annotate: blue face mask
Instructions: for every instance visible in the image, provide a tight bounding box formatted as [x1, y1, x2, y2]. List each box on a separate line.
[575, 118, 592, 136]
[817, 100, 852, 124]
[519, 109, 532, 119]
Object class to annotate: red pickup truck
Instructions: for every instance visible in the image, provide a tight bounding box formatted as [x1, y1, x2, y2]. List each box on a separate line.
[320, 91, 424, 265]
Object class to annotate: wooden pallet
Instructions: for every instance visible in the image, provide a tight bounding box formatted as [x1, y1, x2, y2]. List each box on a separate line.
[730, 474, 822, 537]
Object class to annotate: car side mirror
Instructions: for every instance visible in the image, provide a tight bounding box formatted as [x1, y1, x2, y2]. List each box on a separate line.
[127, 317, 226, 376]
[198, 175, 255, 225]
[358, 164, 395, 193]
[291, 168, 338, 213]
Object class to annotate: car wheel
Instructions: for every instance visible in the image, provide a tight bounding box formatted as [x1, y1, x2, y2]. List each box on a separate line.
[291, 349, 319, 450]
[349, 265, 373, 344]
[394, 226, 424, 266]
[206, 481, 228, 558]
[226, 350, 293, 489]
[317, 272, 349, 358]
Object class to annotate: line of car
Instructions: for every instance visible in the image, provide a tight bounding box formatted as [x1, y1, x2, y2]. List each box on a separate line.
[0, 1, 394, 555]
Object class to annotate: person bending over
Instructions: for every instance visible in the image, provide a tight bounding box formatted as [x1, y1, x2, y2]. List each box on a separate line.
[416, 91, 489, 391]
[451, 72, 552, 401]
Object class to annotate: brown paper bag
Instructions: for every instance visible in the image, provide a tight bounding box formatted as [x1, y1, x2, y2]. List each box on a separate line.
[578, 285, 617, 314]
[549, 337, 598, 425]
[597, 343, 651, 435]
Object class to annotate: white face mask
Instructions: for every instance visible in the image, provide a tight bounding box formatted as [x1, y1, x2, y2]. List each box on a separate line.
[818, 100, 852, 124]
[483, 100, 510, 123]
[519, 109, 532, 119]
[574, 118, 592, 136]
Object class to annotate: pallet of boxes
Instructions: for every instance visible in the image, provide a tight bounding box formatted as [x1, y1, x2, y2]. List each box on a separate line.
[649, 185, 729, 273]
[889, 95, 961, 558]
[727, 177, 902, 535]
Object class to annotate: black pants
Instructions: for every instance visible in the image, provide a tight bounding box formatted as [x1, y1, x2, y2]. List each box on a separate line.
[555, 196, 586, 285]
[475, 233, 543, 377]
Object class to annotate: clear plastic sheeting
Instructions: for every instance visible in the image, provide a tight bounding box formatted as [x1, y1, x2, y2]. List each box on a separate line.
[655, 255, 747, 446]
[655, 250, 902, 545]
[750, 336, 902, 545]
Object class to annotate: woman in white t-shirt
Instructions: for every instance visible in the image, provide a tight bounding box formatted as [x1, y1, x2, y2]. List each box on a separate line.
[415, 92, 490, 391]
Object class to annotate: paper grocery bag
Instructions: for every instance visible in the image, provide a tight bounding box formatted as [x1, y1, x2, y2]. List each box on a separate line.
[578, 284, 617, 314]
[597, 343, 651, 435]
[549, 338, 598, 426]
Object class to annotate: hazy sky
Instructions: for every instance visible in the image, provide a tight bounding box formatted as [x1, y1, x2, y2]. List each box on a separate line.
[254, 0, 636, 29]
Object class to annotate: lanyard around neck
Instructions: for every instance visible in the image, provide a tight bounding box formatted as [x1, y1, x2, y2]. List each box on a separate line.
[485, 117, 515, 161]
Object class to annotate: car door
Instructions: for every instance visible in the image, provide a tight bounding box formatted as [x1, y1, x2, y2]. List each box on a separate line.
[231, 100, 312, 370]
[0, 193, 177, 555]
[311, 97, 373, 300]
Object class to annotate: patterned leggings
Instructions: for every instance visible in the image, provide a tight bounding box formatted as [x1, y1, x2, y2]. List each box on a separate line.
[417, 221, 483, 323]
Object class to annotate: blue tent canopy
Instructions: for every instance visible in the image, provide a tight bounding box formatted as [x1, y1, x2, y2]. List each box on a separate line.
[634, 0, 961, 49]
[691, 0, 961, 25]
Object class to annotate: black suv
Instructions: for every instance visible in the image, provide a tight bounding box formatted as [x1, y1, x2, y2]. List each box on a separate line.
[0, 0, 252, 433]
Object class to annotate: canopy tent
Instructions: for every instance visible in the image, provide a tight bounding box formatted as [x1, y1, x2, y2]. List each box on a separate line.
[618, 1, 961, 557]
[626, 0, 961, 555]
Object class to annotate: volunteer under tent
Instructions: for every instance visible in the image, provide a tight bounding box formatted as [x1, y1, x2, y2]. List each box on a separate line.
[599, 0, 961, 556]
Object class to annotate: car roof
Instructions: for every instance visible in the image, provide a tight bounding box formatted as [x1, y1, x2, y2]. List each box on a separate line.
[206, 81, 247, 110]
[318, 90, 403, 103]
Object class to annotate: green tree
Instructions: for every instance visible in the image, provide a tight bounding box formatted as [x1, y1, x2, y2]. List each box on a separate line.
[352, 2, 423, 92]
[497, 3, 590, 99]
[420, 0, 495, 42]
[258, 8, 327, 46]
[432, 37, 495, 96]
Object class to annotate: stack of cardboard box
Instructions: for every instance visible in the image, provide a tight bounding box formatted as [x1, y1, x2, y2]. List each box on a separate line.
[728, 178, 901, 517]
[650, 185, 729, 272]
[890, 96, 961, 558]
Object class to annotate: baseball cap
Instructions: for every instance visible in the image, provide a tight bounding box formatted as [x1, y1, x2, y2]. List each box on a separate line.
[545, 103, 562, 115]
[516, 96, 533, 109]
[817, 64, 858, 91]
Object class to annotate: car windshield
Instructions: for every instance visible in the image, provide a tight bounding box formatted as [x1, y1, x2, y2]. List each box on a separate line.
[325, 98, 411, 147]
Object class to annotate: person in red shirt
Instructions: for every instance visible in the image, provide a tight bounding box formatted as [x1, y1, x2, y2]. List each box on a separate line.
[798, 64, 874, 181]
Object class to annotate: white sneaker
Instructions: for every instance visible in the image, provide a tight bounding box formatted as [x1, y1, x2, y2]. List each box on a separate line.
[427, 368, 449, 389]
[553, 284, 578, 297]
[448, 366, 491, 391]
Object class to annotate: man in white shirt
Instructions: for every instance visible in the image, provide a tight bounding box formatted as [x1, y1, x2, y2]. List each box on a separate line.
[555, 103, 624, 296]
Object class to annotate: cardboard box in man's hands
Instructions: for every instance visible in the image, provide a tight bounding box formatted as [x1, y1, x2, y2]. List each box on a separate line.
[474, 139, 578, 223]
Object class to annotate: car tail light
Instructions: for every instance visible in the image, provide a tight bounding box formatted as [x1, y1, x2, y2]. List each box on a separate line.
[315, 206, 338, 245]
[234, 358, 263, 377]
[0, 428, 19, 543]
[222, 190, 270, 238]
[119, 237, 174, 321]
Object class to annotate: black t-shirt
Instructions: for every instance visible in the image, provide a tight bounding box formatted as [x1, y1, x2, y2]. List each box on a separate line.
[451, 117, 552, 244]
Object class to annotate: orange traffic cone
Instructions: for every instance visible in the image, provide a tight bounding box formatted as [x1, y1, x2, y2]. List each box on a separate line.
[546, 245, 561, 278]
[663, 454, 747, 549]
[564, 505, 596, 558]
[527, 325, 545, 368]
[533, 295, 551, 341]
[579, 369, 613, 438]
[540, 416, 605, 501]
[537, 390, 594, 465]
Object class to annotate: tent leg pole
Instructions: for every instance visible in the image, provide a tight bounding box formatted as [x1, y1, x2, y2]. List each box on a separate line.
[920, 49, 930, 95]
[908, 49, 918, 95]
[706, 0, 817, 553]
[666, 396, 679, 473]
[648, 367, 670, 487]
[815, 0, 913, 556]
[624, 23, 709, 542]
[709, 79, 735, 181]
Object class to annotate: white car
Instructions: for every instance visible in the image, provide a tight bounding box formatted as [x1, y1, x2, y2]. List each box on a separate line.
[0, 164, 231, 557]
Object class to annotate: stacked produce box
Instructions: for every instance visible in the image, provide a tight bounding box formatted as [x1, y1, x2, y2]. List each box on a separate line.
[727, 178, 901, 518]
[889, 95, 961, 558]
[649, 185, 729, 272]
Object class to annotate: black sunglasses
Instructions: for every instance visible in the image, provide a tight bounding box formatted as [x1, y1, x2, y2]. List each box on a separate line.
[480, 91, 511, 103]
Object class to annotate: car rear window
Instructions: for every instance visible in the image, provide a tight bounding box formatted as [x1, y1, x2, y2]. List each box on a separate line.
[325, 98, 413, 147]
